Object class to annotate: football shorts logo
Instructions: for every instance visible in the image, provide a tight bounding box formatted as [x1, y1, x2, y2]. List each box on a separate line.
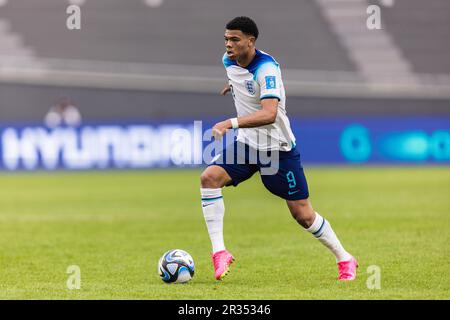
[245, 80, 256, 95]
[265, 76, 276, 89]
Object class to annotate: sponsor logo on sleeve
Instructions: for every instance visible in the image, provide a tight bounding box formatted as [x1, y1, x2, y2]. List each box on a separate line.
[265, 76, 276, 89]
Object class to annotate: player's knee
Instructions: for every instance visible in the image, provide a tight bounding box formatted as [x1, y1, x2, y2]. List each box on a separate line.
[200, 170, 222, 188]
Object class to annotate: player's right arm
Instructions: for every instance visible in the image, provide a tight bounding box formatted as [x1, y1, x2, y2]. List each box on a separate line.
[211, 98, 278, 139]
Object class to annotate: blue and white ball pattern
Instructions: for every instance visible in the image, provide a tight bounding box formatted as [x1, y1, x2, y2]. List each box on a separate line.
[158, 249, 195, 283]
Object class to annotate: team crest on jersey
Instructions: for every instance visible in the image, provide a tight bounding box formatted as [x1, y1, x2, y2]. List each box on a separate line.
[245, 80, 256, 95]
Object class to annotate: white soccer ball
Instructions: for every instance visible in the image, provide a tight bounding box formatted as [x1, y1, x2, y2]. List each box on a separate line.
[158, 249, 195, 284]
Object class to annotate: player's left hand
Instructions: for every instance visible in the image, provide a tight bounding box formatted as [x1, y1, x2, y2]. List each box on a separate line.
[212, 120, 232, 140]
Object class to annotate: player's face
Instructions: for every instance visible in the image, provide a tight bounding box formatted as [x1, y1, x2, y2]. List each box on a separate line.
[224, 29, 254, 61]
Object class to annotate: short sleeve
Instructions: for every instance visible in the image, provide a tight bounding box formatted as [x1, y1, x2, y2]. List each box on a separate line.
[257, 62, 281, 101]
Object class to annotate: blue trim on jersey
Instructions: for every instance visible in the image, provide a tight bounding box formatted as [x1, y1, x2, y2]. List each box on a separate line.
[222, 53, 237, 68]
[246, 50, 279, 80]
[223, 50, 279, 80]
[260, 94, 281, 101]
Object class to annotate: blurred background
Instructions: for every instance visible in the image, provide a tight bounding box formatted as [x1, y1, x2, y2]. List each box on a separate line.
[0, 0, 449, 169]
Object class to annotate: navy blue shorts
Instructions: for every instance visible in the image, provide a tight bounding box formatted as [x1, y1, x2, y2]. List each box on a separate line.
[209, 141, 309, 201]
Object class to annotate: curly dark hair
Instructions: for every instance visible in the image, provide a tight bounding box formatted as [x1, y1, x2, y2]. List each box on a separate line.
[225, 16, 259, 39]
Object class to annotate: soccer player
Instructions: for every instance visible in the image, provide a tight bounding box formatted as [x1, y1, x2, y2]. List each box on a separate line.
[200, 16, 358, 281]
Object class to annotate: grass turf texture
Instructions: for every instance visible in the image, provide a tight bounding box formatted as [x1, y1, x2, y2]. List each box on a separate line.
[0, 167, 448, 299]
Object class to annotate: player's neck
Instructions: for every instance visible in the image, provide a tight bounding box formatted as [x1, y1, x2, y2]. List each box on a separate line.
[237, 49, 257, 68]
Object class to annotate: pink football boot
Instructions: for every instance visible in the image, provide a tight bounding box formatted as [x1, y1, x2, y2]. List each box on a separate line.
[337, 256, 358, 281]
[211, 250, 235, 280]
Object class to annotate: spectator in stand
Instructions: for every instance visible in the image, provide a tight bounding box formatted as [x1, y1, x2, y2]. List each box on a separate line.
[44, 97, 82, 128]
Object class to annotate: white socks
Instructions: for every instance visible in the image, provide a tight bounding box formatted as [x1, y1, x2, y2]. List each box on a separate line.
[306, 212, 352, 262]
[201, 188, 226, 253]
[200, 189, 350, 262]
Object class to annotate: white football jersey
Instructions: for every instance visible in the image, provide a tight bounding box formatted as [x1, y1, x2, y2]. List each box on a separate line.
[223, 49, 296, 151]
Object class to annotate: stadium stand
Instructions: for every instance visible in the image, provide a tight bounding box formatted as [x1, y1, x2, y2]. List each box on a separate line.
[0, 0, 355, 70]
[0, 0, 449, 122]
[381, 0, 450, 74]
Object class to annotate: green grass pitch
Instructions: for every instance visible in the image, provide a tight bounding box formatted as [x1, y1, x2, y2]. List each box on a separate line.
[0, 167, 448, 299]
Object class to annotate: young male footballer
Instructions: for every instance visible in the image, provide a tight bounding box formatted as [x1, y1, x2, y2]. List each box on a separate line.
[200, 16, 358, 281]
